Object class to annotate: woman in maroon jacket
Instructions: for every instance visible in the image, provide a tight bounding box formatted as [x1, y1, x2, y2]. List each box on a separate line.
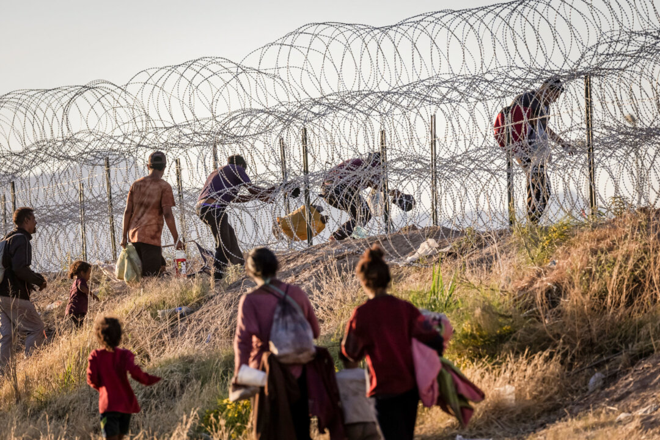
[342, 245, 444, 440]
[234, 247, 321, 440]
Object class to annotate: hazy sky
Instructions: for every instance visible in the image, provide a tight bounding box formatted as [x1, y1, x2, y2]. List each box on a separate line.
[0, 0, 497, 96]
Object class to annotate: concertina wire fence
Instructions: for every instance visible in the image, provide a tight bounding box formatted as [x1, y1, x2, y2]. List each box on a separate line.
[0, 0, 659, 272]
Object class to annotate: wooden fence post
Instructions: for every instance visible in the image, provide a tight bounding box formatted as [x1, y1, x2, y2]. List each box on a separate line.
[105, 158, 117, 261]
[10, 182, 16, 213]
[430, 115, 438, 227]
[2, 194, 6, 235]
[585, 74, 597, 217]
[380, 129, 391, 234]
[79, 182, 87, 261]
[212, 141, 219, 171]
[301, 128, 313, 247]
[175, 159, 187, 246]
[280, 138, 291, 216]
[505, 108, 515, 227]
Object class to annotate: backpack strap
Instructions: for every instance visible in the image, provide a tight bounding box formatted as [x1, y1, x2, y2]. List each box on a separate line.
[262, 282, 306, 317]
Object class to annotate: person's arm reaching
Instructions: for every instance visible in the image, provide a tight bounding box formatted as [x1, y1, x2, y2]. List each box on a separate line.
[162, 206, 184, 250]
[162, 185, 184, 250]
[120, 187, 134, 249]
[125, 351, 161, 386]
[234, 184, 278, 203]
[546, 126, 576, 155]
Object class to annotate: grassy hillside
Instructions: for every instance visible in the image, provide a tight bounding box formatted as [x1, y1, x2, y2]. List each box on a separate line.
[2, 209, 659, 439]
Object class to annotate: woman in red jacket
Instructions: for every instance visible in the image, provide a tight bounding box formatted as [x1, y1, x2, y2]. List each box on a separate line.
[87, 317, 161, 440]
[342, 245, 444, 440]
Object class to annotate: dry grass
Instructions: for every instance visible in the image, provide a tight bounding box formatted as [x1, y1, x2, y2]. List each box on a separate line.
[1, 210, 659, 439]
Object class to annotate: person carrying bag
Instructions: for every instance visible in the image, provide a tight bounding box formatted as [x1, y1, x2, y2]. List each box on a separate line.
[264, 281, 316, 365]
[233, 247, 320, 440]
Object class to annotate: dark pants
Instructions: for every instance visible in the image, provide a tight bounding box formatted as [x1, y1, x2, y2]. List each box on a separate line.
[132, 242, 166, 277]
[100, 412, 132, 438]
[321, 185, 372, 240]
[374, 388, 419, 440]
[197, 205, 244, 280]
[525, 165, 551, 224]
[290, 370, 311, 440]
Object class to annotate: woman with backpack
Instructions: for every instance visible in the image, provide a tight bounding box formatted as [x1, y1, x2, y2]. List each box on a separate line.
[233, 247, 320, 440]
[342, 245, 445, 440]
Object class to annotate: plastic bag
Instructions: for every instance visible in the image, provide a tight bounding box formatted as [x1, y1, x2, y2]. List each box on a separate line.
[367, 188, 385, 217]
[115, 244, 142, 283]
[267, 284, 315, 364]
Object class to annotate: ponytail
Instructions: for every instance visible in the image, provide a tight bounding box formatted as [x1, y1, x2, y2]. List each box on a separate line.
[356, 244, 391, 289]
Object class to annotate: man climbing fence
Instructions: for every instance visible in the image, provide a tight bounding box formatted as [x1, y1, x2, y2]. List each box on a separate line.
[495, 78, 577, 223]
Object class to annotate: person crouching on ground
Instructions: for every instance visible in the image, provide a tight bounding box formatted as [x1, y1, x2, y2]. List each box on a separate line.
[65, 261, 99, 328]
[337, 350, 382, 440]
[341, 245, 444, 440]
[233, 247, 320, 440]
[87, 317, 161, 440]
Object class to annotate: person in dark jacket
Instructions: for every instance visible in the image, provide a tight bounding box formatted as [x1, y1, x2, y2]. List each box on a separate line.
[197, 155, 277, 281]
[0, 207, 48, 372]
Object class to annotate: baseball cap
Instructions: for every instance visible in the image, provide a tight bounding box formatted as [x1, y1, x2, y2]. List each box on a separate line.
[148, 151, 167, 167]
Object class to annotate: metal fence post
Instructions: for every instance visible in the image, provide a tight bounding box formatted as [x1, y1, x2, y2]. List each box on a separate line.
[380, 129, 391, 234]
[10, 182, 16, 212]
[175, 159, 186, 245]
[105, 158, 117, 261]
[430, 115, 438, 227]
[280, 138, 291, 216]
[301, 128, 313, 247]
[79, 181, 87, 261]
[585, 74, 597, 217]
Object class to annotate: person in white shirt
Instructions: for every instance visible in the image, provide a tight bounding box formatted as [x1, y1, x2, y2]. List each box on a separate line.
[336, 351, 382, 440]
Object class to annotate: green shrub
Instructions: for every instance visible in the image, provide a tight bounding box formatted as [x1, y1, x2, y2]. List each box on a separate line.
[409, 264, 460, 314]
[202, 398, 251, 438]
[514, 217, 576, 265]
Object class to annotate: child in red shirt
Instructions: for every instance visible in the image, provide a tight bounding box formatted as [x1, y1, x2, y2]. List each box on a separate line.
[87, 317, 161, 439]
[65, 261, 99, 327]
[342, 245, 444, 440]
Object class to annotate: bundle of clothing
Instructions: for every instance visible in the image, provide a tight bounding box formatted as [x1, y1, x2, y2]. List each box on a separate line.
[251, 347, 345, 440]
[413, 310, 485, 427]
